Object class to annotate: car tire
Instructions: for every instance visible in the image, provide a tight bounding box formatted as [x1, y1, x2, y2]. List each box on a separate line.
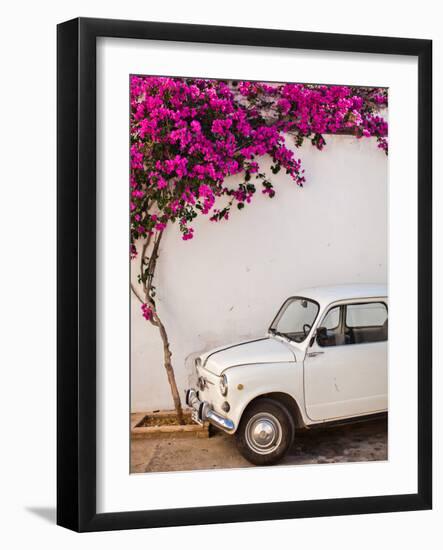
[235, 398, 295, 465]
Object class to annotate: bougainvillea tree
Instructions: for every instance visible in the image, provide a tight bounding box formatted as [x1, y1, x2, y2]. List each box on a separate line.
[130, 76, 388, 423]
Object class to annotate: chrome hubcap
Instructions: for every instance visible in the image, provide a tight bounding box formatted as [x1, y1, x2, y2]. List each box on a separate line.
[245, 413, 282, 455]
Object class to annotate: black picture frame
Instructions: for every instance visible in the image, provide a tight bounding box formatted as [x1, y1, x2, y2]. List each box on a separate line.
[57, 17, 432, 532]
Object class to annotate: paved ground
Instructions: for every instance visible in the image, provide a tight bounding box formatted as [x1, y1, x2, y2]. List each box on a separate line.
[131, 416, 387, 473]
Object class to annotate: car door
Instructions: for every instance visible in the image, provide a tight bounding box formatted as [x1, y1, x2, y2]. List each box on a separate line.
[303, 300, 388, 421]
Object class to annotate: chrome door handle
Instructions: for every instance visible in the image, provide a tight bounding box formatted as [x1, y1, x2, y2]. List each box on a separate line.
[307, 351, 324, 357]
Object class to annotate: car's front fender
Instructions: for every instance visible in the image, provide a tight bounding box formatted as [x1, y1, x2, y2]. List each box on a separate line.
[220, 362, 306, 431]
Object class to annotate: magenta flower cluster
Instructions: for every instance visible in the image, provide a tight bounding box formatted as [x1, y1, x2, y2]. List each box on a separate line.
[130, 76, 388, 253]
[141, 303, 153, 321]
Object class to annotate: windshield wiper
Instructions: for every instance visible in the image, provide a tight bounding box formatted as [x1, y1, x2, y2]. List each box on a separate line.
[269, 328, 289, 339]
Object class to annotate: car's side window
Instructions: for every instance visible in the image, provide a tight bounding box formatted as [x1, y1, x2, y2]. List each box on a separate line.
[316, 301, 388, 348]
[344, 302, 388, 344]
[322, 307, 340, 330]
[317, 306, 342, 347]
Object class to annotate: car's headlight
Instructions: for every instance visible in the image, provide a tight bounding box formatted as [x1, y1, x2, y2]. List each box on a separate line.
[219, 374, 228, 396]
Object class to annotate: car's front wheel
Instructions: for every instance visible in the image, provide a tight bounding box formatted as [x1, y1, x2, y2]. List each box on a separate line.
[235, 398, 295, 465]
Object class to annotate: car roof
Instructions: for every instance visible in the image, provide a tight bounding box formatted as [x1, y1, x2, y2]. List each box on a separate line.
[294, 283, 387, 308]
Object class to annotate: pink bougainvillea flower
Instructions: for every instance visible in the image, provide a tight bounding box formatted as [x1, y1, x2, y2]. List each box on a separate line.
[141, 303, 153, 321]
[129, 76, 387, 248]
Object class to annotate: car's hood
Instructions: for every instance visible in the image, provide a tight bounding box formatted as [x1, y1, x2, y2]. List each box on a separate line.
[202, 337, 296, 376]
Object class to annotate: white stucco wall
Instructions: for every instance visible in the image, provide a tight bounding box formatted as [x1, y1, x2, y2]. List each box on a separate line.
[130, 135, 387, 412]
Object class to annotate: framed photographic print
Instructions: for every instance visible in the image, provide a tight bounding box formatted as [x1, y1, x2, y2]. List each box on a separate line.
[57, 17, 432, 532]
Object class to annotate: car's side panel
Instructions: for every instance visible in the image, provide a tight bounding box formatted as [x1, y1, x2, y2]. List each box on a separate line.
[304, 341, 387, 420]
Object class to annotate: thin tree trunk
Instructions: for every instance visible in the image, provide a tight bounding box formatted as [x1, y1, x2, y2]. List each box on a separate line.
[154, 310, 185, 425]
[136, 230, 185, 425]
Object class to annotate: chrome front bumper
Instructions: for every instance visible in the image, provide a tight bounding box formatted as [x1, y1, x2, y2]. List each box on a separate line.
[185, 389, 235, 433]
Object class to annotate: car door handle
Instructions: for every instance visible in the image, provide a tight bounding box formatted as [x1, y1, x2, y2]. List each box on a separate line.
[307, 351, 324, 357]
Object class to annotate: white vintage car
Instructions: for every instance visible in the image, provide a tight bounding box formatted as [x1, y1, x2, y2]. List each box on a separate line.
[186, 284, 388, 465]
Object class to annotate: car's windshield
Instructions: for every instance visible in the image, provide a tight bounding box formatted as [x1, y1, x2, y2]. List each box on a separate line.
[270, 297, 319, 343]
